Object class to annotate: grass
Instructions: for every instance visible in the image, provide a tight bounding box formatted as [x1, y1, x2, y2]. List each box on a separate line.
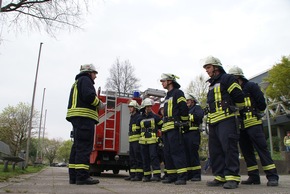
[0, 164, 45, 182]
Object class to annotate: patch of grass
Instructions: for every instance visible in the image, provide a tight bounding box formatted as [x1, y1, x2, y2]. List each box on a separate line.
[0, 164, 45, 182]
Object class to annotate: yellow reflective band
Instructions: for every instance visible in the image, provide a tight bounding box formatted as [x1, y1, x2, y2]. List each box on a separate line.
[91, 96, 100, 106]
[225, 175, 240, 182]
[247, 165, 258, 171]
[168, 97, 173, 117]
[68, 164, 76, 169]
[228, 82, 242, 93]
[136, 169, 143, 173]
[130, 169, 137, 172]
[75, 164, 89, 170]
[215, 176, 226, 182]
[177, 96, 186, 104]
[263, 164, 276, 171]
[167, 169, 177, 174]
[144, 171, 151, 176]
[152, 170, 161, 174]
[177, 168, 187, 174]
[72, 81, 78, 108]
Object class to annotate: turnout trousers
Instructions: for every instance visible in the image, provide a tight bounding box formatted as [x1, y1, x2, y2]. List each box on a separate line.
[129, 141, 143, 179]
[239, 124, 279, 181]
[68, 117, 95, 182]
[183, 130, 201, 180]
[163, 128, 187, 181]
[208, 117, 240, 182]
[140, 143, 161, 178]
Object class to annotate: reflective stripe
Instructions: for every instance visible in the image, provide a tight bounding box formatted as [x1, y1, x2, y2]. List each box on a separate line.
[225, 175, 240, 182]
[136, 168, 143, 173]
[67, 107, 98, 122]
[263, 164, 276, 171]
[187, 166, 201, 171]
[152, 170, 161, 174]
[247, 165, 258, 171]
[177, 167, 187, 174]
[215, 176, 226, 182]
[129, 134, 141, 142]
[161, 121, 175, 132]
[167, 169, 177, 174]
[68, 164, 76, 169]
[243, 97, 262, 128]
[75, 164, 89, 170]
[144, 171, 151, 176]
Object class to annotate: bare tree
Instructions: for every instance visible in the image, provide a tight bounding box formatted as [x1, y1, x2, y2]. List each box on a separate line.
[186, 74, 209, 107]
[105, 58, 140, 96]
[0, 0, 97, 38]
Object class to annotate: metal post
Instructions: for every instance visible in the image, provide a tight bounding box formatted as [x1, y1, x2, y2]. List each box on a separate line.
[37, 88, 46, 163]
[259, 81, 273, 156]
[25, 42, 43, 167]
[41, 109, 47, 160]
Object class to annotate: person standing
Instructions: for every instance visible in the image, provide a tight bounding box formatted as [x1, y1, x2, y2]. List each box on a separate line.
[184, 93, 204, 181]
[203, 56, 245, 189]
[160, 73, 189, 185]
[139, 98, 163, 182]
[124, 100, 143, 181]
[66, 64, 103, 185]
[229, 66, 279, 186]
[284, 131, 290, 152]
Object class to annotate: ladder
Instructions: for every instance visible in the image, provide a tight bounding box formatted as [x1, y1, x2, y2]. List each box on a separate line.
[103, 90, 117, 150]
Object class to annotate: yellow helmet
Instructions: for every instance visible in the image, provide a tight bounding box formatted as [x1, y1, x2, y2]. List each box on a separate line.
[80, 64, 98, 73]
[202, 56, 222, 68]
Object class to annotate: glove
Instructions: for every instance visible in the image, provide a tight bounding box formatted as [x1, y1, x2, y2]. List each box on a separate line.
[97, 101, 106, 110]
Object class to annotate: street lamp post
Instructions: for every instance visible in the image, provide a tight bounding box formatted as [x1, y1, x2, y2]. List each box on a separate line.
[36, 88, 46, 163]
[25, 42, 43, 167]
[259, 81, 273, 156]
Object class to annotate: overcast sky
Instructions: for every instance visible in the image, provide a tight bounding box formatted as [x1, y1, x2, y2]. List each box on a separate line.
[1, 0, 290, 141]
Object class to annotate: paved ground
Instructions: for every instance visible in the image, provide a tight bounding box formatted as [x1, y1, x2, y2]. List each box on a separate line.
[0, 167, 289, 194]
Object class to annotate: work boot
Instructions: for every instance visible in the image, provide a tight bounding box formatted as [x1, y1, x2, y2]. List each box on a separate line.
[124, 176, 132, 181]
[206, 179, 224, 187]
[150, 176, 161, 182]
[191, 177, 201, 182]
[76, 177, 100, 185]
[223, 181, 238, 189]
[131, 176, 142, 181]
[162, 178, 177, 184]
[174, 179, 186, 185]
[241, 177, 261, 185]
[267, 179, 278, 186]
[142, 177, 151, 182]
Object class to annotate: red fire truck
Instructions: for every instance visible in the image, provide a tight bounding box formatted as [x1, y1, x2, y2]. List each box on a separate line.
[89, 88, 166, 175]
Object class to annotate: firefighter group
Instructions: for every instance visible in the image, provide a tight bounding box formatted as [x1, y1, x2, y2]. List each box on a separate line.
[124, 55, 279, 189]
[66, 56, 279, 189]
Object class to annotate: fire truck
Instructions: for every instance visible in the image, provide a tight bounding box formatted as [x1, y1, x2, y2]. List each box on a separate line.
[89, 88, 166, 175]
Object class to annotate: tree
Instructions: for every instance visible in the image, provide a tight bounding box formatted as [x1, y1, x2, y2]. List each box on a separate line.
[0, 102, 38, 156]
[185, 74, 209, 108]
[57, 140, 73, 163]
[43, 138, 62, 165]
[0, 0, 94, 38]
[264, 55, 290, 100]
[105, 58, 140, 95]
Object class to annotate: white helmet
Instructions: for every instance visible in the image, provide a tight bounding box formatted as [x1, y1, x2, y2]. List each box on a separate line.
[202, 56, 222, 68]
[228, 66, 244, 77]
[160, 73, 181, 88]
[185, 93, 198, 103]
[128, 100, 139, 109]
[80, 64, 98, 73]
[141, 98, 154, 108]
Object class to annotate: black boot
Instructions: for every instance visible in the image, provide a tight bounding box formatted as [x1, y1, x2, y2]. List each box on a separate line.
[223, 181, 238, 189]
[206, 179, 224, 187]
[174, 179, 186, 185]
[267, 179, 278, 186]
[241, 177, 261, 185]
[76, 177, 100, 185]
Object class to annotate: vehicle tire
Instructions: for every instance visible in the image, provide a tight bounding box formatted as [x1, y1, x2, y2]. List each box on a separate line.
[113, 169, 119, 174]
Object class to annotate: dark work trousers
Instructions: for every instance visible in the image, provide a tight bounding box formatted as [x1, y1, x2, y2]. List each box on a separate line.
[208, 117, 240, 182]
[239, 124, 279, 181]
[68, 117, 95, 182]
[129, 141, 143, 179]
[140, 143, 161, 178]
[163, 128, 187, 181]
[183, 130, 201, 180]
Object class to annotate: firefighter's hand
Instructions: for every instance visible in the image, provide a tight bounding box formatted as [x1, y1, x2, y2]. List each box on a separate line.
[97, 101, 106, 110]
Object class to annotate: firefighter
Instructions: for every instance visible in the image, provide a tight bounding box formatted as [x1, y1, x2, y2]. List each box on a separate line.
[228, 66, 279, 186]
[139, 98, 163, 182]
[203, 56, 245, 189]
[184, 93, 204, 181]
[124, 100, 143, 181]
[66, 64, 104, 185]
[160, 73, 189, 185]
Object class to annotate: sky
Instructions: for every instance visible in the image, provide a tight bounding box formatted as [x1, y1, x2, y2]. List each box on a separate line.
[1, 0, 290, 141]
